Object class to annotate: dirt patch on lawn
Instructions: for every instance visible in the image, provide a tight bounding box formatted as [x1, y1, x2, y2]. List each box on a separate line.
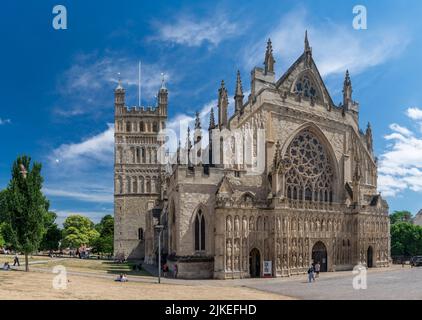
[0, 270, 292, 300]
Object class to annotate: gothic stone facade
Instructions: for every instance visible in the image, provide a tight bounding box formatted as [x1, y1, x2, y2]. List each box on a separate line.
[113, 80, 167, 259]
[116, 34, 390, 278]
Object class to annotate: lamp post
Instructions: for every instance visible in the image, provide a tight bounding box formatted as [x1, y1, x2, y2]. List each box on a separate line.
[155, 225, 164, 284]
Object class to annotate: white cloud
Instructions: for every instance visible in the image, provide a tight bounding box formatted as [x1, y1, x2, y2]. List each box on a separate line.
[378, 107, 422, 197]
[56, 52, 175, 117]
[407, 107, 422, 121]
[44, 188, 113, 204]
[389, 123, 413, 137]
[243, 7, 410, 77]
[51, 123, 114, 164]
[44, 124, 115, 205]
[0, 118, 11, 125]
[150, 14, 240, 47]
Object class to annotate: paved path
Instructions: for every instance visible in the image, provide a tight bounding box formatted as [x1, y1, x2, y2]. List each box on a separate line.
[9, 260, 420, 299]
[244, 266, 422, 300]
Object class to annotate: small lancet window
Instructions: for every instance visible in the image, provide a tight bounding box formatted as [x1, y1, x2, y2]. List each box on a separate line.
[194, 210, 205, 251]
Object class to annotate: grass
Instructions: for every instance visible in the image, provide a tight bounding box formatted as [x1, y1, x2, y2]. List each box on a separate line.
[0, 254, 151, 277]
[0, 264, 289, 300]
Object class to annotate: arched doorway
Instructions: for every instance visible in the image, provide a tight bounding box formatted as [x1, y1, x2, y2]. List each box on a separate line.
[312, 241, 328, 272]
[249, 248, 261, 278]
[367, 246, 373, 268]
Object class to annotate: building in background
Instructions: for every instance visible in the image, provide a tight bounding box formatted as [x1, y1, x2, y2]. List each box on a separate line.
[413, 210, 422, 226]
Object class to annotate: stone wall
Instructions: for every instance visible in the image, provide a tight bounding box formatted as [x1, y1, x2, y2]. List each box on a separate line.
[114, 195, 156, 259]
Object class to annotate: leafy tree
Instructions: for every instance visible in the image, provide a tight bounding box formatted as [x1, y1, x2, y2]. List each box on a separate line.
[390, 210, 413, 225]
[0, 189, 7, 222]
[391, 222, 422, 256]
[62, 215, 99, 248]
[92, 215, 114, 254]
[0, 223, 5, 247]
[95, 215, 114, 236]
[4, 156, 49, 271]
[40, 211, 62, 251]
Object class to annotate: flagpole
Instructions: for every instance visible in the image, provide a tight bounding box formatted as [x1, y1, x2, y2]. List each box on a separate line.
[138, 61, 141, 107]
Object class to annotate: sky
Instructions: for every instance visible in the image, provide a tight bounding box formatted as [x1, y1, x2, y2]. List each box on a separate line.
[1, 0, 422, 224]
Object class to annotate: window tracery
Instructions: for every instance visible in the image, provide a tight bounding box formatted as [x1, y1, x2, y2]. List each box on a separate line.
[285, 130, 334, 202]
[294, 74, 320, 100]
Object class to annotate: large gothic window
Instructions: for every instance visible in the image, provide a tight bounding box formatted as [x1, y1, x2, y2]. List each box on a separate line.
[285, 129, 334, 202]
[294, 74, 319, 99]
[194, 210, 205, 251]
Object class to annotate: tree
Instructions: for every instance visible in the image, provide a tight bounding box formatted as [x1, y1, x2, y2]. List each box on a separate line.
[390, 222, 422, 256]
[0, 189, 7, 222]
[40, 211, 62, 251]
[0, 223, 5, 247]
[92, 215, 114, 255]
[95, 214, 113, 235]
[390, 211, 413, 225]
[0, 191, 7, 248]
[62, 215, 99, 249]
[4, 156, 49, 271]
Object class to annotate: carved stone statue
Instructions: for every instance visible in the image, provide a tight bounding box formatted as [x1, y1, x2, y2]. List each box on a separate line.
[243, 217, 248, 237]
[226, 240, 232, 271]
[234, 216, 240, 237]
[226, 216, 232, 235]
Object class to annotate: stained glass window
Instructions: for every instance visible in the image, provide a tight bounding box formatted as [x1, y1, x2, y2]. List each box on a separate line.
[285, 130, 334, 202]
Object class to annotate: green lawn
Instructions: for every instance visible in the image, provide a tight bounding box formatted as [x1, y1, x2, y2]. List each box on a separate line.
[0, 254, 151, 277]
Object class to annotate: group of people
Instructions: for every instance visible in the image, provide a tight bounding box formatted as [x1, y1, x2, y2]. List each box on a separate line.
[1, 254, 20, 271]
[115, 274, 128, 282]
[162, 263, 178, 278]
[307, 261, 321, 283]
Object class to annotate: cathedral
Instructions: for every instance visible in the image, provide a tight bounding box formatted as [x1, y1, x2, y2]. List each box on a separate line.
[114, 32, 391, 279]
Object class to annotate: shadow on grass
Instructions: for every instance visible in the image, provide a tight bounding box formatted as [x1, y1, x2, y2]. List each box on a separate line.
[103, 261, 152, 277]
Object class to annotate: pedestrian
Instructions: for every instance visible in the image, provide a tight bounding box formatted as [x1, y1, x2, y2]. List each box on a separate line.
[307, 265, 315, 283]
[314, 262, 321, 278]
[13, 253, 20, 267]
[174, 264, 178, 279]
[163, 263, 169, 277]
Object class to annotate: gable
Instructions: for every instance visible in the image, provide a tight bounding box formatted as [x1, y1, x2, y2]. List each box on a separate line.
[216, 175, 233, 195]
[276, 53, 335, 109]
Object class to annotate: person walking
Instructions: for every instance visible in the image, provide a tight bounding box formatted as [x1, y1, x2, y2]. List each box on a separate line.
[307, 264, 315, 283]
[314, 262, 321, 278]
[174, 264, 178, 279]
[163, 263, 168, 277]
[13, 253, 20, 267]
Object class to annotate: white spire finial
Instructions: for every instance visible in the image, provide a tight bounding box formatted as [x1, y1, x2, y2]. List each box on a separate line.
[116, 72, 123, 90]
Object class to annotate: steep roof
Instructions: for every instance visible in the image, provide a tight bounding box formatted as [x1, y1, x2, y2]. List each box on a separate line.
[276, 52, 336, 109]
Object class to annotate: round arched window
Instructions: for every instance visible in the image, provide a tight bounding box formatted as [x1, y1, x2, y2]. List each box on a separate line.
[285, 129, 334, 202]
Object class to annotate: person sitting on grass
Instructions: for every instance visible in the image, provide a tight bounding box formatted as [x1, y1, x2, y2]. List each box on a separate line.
[2, 262, 11, 271]
[115, 273, 128, 282]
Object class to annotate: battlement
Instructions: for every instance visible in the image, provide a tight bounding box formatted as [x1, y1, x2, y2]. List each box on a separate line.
[115, 104, 167, 119]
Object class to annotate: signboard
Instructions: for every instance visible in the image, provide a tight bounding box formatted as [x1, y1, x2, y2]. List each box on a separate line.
[263, 261, 272, 277]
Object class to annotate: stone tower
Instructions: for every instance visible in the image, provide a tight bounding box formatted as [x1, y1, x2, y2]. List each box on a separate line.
[113, 76, 168, 260]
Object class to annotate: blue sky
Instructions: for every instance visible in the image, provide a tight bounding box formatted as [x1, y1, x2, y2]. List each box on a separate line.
[1, 0, 422, 223]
